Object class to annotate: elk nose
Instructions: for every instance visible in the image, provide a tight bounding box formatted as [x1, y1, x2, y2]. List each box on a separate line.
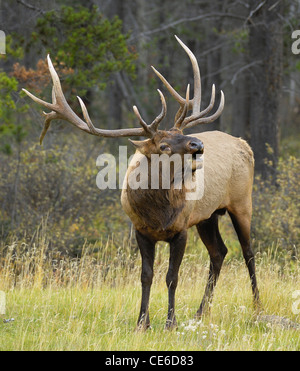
[188, 140, 204, 154]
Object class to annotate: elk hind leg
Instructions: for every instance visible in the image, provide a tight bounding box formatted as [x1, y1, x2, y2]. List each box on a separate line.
[196, 212, 228, 318]
[228, 209, 261, 309]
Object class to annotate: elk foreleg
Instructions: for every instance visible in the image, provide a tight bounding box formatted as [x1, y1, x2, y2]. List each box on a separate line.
[136, 230, 156, 330]
[166, 230, 187, 330]
[196, 213, 227, 317]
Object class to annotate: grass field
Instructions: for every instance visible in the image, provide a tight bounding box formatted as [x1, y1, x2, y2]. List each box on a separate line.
[0, 231, 299, 351]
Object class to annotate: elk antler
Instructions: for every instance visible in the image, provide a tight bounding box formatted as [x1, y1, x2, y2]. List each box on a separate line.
[133, 89, 167, 137]
[23, 55, 166, 144]
[151, 35, 225, 130]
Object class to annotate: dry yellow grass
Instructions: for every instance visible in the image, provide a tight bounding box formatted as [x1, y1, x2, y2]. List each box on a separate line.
[0, 236, 299, 351]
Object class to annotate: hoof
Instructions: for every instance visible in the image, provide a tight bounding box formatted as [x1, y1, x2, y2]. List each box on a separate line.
[135, 321, 151, 332]
[165, 319, 178, 331]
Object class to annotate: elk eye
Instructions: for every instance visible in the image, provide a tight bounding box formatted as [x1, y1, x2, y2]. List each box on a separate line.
[160, 144, 170, 152]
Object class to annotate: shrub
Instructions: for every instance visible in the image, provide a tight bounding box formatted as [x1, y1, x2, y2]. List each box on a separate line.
[252, 155, 300, 260]
[0, 135, 129, 254]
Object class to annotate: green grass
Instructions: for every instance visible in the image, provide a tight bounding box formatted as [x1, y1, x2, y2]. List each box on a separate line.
[0, 236, 299, 351]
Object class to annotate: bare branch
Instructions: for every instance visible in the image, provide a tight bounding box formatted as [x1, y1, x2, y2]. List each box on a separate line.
[230, 60, 262, 85]
[16, 0, 45, 14]
[129, 12, 247, 42]
[244, 1, 266, 25]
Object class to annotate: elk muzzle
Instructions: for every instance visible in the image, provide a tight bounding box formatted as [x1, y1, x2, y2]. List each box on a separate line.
[187, 139, 204, 171]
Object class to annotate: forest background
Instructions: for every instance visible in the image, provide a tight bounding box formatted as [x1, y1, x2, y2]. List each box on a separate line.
[0, 0, 299, 262]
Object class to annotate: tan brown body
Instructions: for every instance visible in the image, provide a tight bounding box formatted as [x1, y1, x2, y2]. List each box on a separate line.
[121, 131, 254, 241]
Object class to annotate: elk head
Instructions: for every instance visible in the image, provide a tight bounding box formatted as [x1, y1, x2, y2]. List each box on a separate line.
[22, 36, 224, 173]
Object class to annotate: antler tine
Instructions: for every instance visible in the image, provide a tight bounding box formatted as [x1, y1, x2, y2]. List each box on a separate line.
[133, 105, 151, 135]
[184, 90, 225, 129]
[39, 111, 59, 145]
[174, 35, 201, 114]
[150, 89, 167, 132]
[174, 84, 190, 129]
[47, 54, 65, 103]
[133, 89, 167, 137]
[151, 66, 187, 108]
[22, 86, 54, 112]
[181, 84, 215, 128]
[77, 96, 98, 135]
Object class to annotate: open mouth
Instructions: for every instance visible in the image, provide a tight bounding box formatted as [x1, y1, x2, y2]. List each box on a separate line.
[191, 150, 203, 171]
[192, 149, 203, 160]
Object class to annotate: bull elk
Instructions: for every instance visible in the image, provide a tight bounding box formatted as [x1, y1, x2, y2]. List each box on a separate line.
[23, 35, 260, 330]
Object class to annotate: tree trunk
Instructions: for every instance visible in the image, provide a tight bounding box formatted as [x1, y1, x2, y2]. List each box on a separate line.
[106, 0, 125, 129]
[206, 1, 223, 131]
[231, 68, 250, 140]
[248, 0, 284, 178]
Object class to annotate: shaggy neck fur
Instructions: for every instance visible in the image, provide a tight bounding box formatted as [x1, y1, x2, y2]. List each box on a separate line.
[126, 157, 187, 231]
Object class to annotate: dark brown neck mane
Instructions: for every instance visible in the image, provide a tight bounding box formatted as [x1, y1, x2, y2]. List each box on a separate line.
[127, 157, 186, 231]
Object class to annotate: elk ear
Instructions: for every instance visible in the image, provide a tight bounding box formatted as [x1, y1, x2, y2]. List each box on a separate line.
[129, 139, 151, 155]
